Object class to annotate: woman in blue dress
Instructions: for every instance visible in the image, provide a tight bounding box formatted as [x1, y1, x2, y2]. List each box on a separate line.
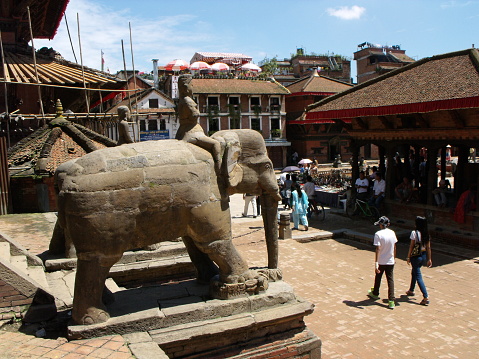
[291, 182, 309, 231]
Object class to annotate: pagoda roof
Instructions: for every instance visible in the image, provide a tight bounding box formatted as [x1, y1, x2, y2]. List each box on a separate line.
[305, 48, 479, 121]
[286, 74, 352, 95]
[8, 117, 117, 176]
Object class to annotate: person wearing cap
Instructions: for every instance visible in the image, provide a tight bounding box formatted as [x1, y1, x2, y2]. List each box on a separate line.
[368, 216, 398, 309]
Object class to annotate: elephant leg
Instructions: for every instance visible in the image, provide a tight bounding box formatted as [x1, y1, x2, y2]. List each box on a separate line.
[198, 238, 249, 284]
[260, 193, 282, 281]
[182, 236, 218, 283]
[72, 255, 120, 325]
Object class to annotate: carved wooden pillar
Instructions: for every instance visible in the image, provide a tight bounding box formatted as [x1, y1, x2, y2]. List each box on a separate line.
[455, 145, 469, 199]
[426, 146, 439, 205]
[351, 143, 360, 198]
[413, 145, 421, 188]
[385, 146, 395, 200]
[378, 146, 386, 175]
[440, 146, 447, 180]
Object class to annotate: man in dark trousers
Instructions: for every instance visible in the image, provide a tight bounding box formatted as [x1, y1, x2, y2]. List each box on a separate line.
[368, 216, 398, 309]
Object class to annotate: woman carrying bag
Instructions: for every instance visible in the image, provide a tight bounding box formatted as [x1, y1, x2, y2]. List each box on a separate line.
[406, 216, 432, 305]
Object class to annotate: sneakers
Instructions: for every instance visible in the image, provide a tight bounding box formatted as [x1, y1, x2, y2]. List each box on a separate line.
[388, 300, 395, 309]
[406, 290, 415, 296]
[367, 288, 379, 300]
[420, 298, 429, 306]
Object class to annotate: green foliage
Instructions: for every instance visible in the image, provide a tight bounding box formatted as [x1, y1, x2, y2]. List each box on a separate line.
[260, 56, 278, 76]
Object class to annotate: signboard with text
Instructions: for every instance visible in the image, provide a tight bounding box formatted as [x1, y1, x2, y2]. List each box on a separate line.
[140, 130, 170, 141]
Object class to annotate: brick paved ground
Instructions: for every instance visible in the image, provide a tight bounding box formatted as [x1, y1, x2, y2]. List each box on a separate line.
[0, 194, 478, 358]
[232, 211, 479, 359]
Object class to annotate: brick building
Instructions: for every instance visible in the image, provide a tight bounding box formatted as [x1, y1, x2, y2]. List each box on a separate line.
[190, 76, 291, 168]
[354, 42, 415, 84]
[285, 69, 360, 163]
[264, 48, 352, 86]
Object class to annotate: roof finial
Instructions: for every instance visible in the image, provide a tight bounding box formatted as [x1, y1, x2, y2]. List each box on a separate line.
[55, 99, 64, 119]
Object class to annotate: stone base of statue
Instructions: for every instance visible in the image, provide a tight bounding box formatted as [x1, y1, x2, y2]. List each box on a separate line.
[67, 280, 321, 358]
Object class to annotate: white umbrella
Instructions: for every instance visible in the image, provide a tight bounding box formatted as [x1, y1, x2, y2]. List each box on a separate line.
[190, 61, 211, 70]
[211, 62, 230, 71]
[241, 63, 262, 72]
[165, 59, 189, 71]
[298, 159, 312, 165]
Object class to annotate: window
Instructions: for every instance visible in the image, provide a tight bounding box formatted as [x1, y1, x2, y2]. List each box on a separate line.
[160, 119, 166, 130]
[140, 120, 146, 131]
[148, 119, 158, 131]
[207, 97, 219, 107]
[230, 117, 241, 129]
[250, 97, 260, 112]
[208, 118, 219, 134]
[251, 118, 261, 131]
[270, 118, 280, 137]
[270, 97, 280, 112]
[149, 98, 159, 108]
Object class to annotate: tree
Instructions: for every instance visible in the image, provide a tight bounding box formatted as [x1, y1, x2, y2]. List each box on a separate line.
[260, 56, 278, 76]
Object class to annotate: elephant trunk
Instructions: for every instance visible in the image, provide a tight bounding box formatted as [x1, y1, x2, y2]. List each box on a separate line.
[261, 193, 279, 269]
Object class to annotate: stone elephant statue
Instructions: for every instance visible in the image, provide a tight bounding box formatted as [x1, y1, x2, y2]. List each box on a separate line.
[52, 129, 281, 325]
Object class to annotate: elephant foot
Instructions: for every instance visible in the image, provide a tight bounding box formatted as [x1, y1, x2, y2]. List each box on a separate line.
[258, 268, 283, 282]
[74, 307, 110, 325]
[210, 269, 269, 300]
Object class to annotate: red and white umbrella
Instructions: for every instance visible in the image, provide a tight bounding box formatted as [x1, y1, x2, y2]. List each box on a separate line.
[190, 61, 211, 71]
[211, 62, 230, 71]
[165, 59, 189, 71]
[241, 63, 262, 72]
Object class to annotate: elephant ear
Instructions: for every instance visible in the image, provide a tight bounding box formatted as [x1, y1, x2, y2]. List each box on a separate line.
[213, 132, 243, 188]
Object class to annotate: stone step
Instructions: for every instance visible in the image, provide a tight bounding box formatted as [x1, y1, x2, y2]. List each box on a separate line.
[26, 265, 50, 290]
[0, 242, 10, 261]
[109, 254, 196, 286]
[10, 255, 28, 271]
[45, 241, 188, 272]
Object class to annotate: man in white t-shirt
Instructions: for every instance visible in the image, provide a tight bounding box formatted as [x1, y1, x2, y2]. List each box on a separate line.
[355, 171, 369, 201]
[367, 216, 398, 309]
[368, 172, 386, 210]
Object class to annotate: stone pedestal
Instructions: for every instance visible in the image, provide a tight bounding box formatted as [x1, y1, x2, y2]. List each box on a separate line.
[67, 280, 321, 358]
[278, 212, 292, 240]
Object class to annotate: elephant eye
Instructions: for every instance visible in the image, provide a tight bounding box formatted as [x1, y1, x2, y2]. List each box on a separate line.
[265, 163, 271, 169]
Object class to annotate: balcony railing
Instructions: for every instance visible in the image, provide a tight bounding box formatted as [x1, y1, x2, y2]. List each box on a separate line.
[270, 104, 281, 112]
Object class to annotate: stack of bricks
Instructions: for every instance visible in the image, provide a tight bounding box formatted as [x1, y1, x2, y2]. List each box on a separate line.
[0, 279, 32, 321]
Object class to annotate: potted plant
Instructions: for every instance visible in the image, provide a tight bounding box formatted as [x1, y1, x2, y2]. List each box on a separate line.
[271, 129, 281, 139]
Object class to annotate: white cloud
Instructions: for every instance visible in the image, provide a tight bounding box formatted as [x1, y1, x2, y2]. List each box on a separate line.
[34, 0, 220, 73]
[326, 5, 366, 20]
[440, 1, 474, 9]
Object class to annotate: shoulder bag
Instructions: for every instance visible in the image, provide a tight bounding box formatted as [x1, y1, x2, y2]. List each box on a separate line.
[410, 230, 421, 257]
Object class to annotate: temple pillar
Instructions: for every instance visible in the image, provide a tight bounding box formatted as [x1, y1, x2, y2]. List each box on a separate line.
[440, 146, 447, 180]
[385, 146, 395, 200]
[351, 143, 360, 195]
[455, 145, 469, 200]
[426, 146, 439, 206]
[378, 146, 386, 175]
[413, 145, 421, 188]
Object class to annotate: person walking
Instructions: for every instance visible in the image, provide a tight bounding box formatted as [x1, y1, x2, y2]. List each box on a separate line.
[242, 193, 257, 218]
[406, 216, 432, 306]
[367, 216, 398, 309]
[291, 182, 309, 231]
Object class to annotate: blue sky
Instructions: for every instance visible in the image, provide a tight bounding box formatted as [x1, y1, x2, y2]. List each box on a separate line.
[35, 0, 479, 82]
